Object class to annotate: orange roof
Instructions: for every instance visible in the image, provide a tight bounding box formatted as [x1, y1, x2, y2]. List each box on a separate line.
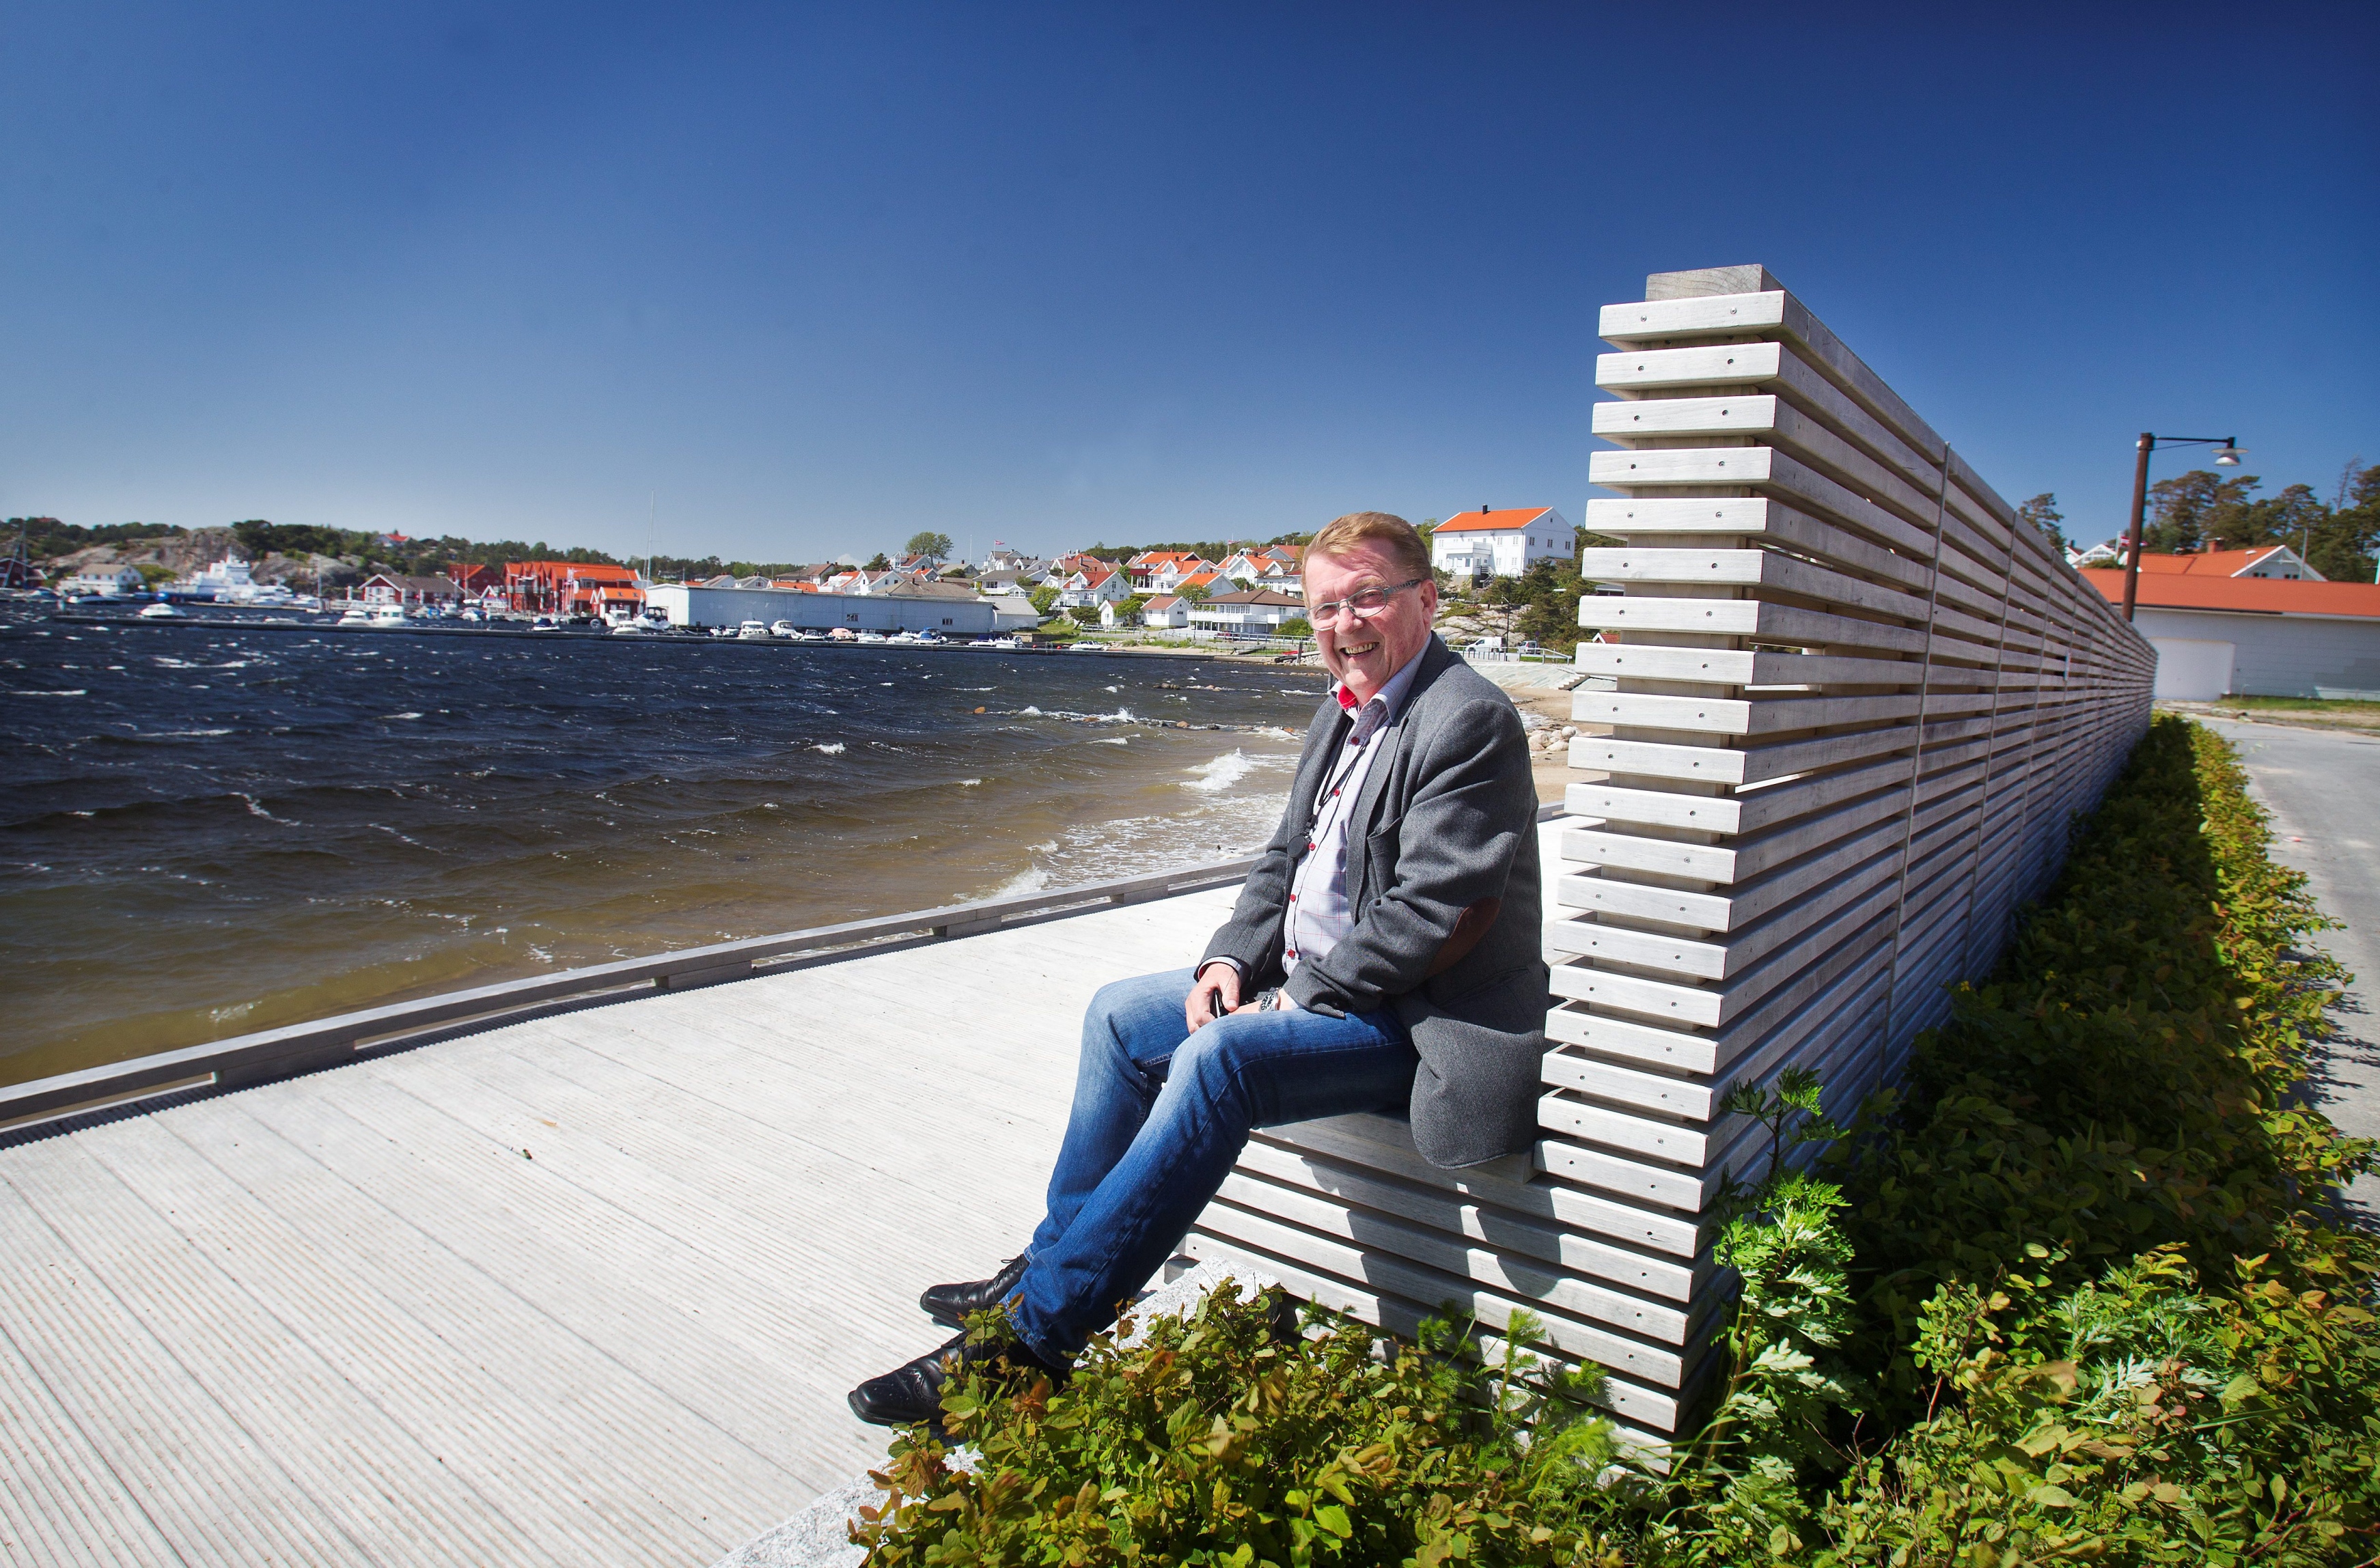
[2133, 546, 2303, 578]
[1433, 507, 1560, 535]
[1178, 570, 1222, 591]
[2079, 569, 2380, 620]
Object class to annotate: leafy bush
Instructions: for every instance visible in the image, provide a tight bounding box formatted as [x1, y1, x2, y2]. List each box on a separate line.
[850, 1290, 1624, 1566]
[852, 718, 2380, 1565]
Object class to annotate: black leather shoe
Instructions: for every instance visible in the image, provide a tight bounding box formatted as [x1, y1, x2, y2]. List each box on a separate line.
[846, 1329, 1062, 1428]
[920, 1254, 1029, 1330]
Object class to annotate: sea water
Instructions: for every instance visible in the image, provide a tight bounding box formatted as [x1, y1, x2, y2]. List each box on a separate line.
[1, 613, 1326, 1084]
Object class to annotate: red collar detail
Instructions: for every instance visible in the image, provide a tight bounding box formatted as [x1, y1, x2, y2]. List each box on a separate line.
[1334, 685, 1359, 712]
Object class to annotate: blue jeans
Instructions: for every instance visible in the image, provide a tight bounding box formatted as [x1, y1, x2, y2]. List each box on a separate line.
[1009, 966, 1418, 1363]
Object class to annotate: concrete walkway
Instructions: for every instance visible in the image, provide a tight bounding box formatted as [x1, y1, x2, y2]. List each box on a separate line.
[2200, 718, 2380, 1222]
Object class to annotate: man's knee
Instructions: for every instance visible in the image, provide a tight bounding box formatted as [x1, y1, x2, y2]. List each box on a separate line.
[1165, 1026, 1255, 1112]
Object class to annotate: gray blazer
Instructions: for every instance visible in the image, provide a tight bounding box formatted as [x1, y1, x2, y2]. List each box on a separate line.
[1201, 634, 1548, 1168]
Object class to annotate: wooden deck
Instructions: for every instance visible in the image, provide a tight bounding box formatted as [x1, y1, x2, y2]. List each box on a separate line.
[0, 879, 1251, 1567]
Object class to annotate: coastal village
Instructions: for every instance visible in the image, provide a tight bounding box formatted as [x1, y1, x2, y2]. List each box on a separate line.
[11, 492, 2378, 705]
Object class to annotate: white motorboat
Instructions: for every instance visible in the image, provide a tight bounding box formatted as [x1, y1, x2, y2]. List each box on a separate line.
[855, 630, 887, 643]
[138, 602, 178, 619]
[370, 604, 406, 627]
[981, 636, 1021, 649]
[609, 618, 647, 634]
[886, 631, 920, 645]
[737, 620, 771, 641]
[337, 605, 370, 626]
[770, 619, 801, 639]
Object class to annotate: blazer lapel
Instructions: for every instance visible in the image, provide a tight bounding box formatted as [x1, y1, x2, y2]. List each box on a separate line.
[1344, 639, 1454, 906]
[1288, 700, 1352, 852]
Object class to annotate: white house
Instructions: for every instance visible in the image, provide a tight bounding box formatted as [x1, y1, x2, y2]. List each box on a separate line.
[1188, 588, 1304, 636]
[1126, 550, 1215, 592]
[1140, 593, 1192, 630]
[62, 564, 147, 596]
[1429, 507, 1577, 579]
[1057, 563, 1131, 608]
[1219, 547, 1303, 594]
[2068, 541, 2325, 580]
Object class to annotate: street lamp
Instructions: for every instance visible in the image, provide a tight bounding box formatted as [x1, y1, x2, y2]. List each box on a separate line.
[2120, 432, 2245, 622]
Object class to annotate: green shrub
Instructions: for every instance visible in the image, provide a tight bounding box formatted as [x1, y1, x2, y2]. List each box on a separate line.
[1812, 715, 2380, 1563]
[850, 1290, 1625, 1566]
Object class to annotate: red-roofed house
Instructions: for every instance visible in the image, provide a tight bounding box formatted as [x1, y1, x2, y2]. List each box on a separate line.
[1057, 562, 1131, 609]
[505, 561, 646, 617]
[2078, 567, 2380, 700]
[1125, 550, 1213, 590]
[2071, 542, 2325, 580]
[1430, 507, 1577, 579]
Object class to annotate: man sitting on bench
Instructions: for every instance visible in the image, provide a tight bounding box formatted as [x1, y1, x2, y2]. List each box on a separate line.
[849, 511, 1547, 1425]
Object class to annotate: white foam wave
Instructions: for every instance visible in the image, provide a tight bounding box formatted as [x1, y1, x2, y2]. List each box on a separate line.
[14, 689, 86, 697]
[1183, 748, 1256, 793]
[380, 712, 423, 720]
[991, 864, 1051, 899]
[1019, 705, 1044, 716]
[813, 741, 846, 754]
[958, 778, 982, 786]
[238, 794, 301, 826]
[1092, 736, 1129, 745]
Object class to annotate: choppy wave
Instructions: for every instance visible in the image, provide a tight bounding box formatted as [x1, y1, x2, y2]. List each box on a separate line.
[3, 615, 1328, 1080]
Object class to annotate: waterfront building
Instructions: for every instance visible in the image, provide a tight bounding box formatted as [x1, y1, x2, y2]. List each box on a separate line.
[361, 572, 463, 609]
[1428, 506, 1578, 580]
[1187, 587, 1304, 636]
[979, 591, 1043, 632]
[61, 564, 147, 597]
[643, 580, 1001, 635]
[1139, 593, 1191, 630]
[504, 561, 648, 618]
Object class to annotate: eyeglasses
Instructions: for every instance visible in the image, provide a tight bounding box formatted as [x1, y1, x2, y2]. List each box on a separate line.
[1307, 577, 1425, 626]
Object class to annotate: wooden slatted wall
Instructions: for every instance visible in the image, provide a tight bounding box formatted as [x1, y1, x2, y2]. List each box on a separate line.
[1189, 265, 2155, 1444]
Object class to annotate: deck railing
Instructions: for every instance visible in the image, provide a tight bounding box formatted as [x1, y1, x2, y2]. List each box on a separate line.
[0, 857, 1259, 1140]
[1187, 264, 2156, 1443]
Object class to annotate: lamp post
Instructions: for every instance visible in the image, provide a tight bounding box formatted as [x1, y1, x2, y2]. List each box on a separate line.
[2121, 433, 2244, 622]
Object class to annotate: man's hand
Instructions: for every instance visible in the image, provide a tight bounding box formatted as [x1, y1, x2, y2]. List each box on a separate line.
[1185, 961, 1242, 1031]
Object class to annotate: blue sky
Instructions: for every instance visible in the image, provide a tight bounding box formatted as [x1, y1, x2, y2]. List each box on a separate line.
[4, 2, 2373, 563]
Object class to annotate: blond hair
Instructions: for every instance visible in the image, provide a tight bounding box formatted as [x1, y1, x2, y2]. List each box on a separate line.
[1307, 511, 1430, 583]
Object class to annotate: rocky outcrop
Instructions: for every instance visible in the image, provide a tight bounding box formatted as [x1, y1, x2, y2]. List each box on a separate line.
[44, 530, 359, 589]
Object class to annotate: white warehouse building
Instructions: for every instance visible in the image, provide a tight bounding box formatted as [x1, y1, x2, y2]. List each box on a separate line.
[1429, 506, 1578, 579]
[642, 584, 1003, 636]
[2077, 566, 2380, 700]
